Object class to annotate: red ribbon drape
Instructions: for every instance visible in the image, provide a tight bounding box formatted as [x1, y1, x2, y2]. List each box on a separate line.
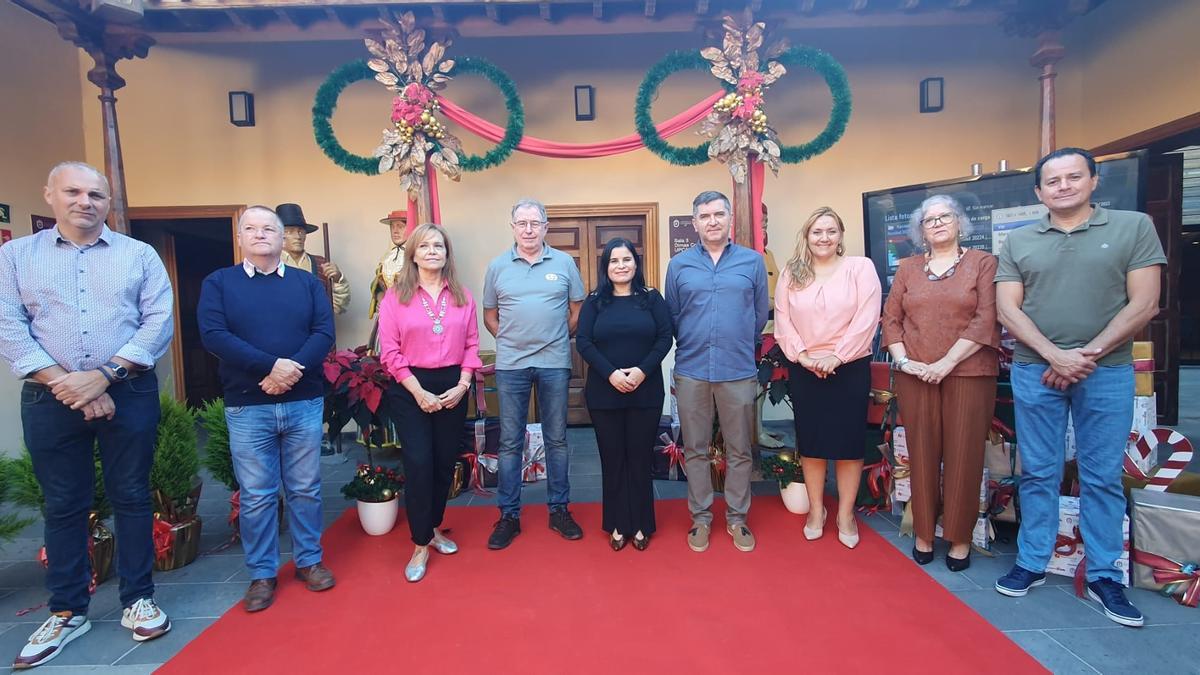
[438, 91, 724, 158]
[1132, 550, 1200, 607]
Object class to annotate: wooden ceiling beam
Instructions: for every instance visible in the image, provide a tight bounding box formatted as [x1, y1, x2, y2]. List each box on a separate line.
[539, 1, 552, 21]
[695, 0, 709, 14]
[898, 0, 919, 10]
[849, 0, 869, 11]
[798, 0, 817, 14]
[593, 0, 603, 19]
[485, 2, 500, 22]
[430, 4, 446, 23]
[645, 0, 656, 18]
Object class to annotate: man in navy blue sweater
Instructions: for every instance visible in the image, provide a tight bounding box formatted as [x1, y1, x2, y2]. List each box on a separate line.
[198, 205, 336, 613]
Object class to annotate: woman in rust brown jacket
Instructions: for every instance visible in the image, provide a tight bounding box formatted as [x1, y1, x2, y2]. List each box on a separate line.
[882, 194, 999, 572]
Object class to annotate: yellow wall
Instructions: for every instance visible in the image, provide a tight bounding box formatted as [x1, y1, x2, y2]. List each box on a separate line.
[1059, 0, 1200, 149]
[0, 2, 88, 456]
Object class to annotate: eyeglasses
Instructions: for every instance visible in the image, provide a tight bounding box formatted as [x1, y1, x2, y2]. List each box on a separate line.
[512, 220, 546, 231]
[920, 213, 955, 228]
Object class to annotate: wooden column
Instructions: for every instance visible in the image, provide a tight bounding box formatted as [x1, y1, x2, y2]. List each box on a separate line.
[1030, 31, 1065, 159]
[732, 169, 752, 246]
[53, 17, 153, 234]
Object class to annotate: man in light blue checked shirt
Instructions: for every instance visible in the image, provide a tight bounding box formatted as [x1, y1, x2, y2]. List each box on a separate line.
[0, 162, 175, 669]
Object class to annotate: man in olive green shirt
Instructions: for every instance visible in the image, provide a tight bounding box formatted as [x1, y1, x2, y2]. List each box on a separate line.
[992, 147, 1165, 628]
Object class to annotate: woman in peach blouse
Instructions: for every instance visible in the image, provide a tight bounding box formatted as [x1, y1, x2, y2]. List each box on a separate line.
[881, 194, 998, 571]
[775, 207, 882, 549]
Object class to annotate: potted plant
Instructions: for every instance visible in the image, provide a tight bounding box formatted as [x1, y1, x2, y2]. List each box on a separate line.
[151, 393, 203, 571]
[342, 464, 403, 535]
[762, 451, 809, 514]
[0, 457, 36, 543]
[0, 447, 116, 589]
[199, 398, 286, 541]
[324, 346, 396, 450]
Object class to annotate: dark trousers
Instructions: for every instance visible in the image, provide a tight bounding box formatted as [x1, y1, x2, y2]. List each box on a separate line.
[389, 366, 468, 546]
[589, 407, 659, 536]
[21, 372, 161, 614]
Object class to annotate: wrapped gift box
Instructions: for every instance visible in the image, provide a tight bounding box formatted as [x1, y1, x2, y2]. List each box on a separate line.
[934, 515, 993, 551]
[1135, 372, 1154, 396]
[1066, 411, 1149, 473]
[892, 426, 910, 503]
[468, 351, 537, 420]
[984, 431, 1020, 523]
[1130, 488, 1200, 606]
[1045, 495, 1130, 586]
[1132, 394, 1157, 434]
[651, 416, 687, 481]
[522, 423, 546, 483]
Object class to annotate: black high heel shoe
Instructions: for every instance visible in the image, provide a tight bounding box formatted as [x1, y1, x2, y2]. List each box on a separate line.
[609, 534, 628, 551]
[632, 534, 650, 551]
[945, 550, 971, 572]
[912, 546, 934, 566]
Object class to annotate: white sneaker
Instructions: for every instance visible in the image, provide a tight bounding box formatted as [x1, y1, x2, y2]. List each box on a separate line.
[13, 612, 91, 669]
[121, 597, 171, 642]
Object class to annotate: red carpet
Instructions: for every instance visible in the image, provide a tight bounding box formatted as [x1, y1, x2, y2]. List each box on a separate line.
[161, 499, 1044, 674]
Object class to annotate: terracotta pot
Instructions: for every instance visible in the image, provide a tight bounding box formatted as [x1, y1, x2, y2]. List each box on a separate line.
[780, 481, 811, 515]
[357, 497, 399, 536]
[154, 516, 203, 571]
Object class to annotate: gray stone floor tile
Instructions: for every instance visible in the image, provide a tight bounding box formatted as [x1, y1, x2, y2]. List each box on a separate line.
[97, 583, 241, 622]
[951, 587, 1115, 631]
[152, 553, 247, 585]
[0, 584, 122, 627]
[0, 538, 43, 564]
[570, 487, 603, 503]
[653, 481, 689, 500]
[1042, 624, 1199, 674]
[0, 562, 44, 591]
[112, 618, 211, 666]
[567, 473, 603, 488]
[0, 619, 136, 668]
[1003, 631, 1101, 674]
[1052, 584, 1200, 627]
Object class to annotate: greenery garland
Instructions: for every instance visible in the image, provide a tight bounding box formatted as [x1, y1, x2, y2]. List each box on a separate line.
[312, 60, 381, 176]
[774, 46, 852, 164]
[447, 57, 525, 172]
[313, 57, 525, 176]
[634, 51, 717, 167]
[634, 47, 852, 168]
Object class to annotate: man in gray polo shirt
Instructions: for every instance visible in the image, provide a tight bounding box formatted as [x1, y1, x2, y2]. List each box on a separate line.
[483, 197, 586, 549]
[993, 147, 1165, 628]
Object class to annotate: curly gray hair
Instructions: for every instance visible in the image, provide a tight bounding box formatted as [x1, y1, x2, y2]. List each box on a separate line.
[907, 194, 973, 248]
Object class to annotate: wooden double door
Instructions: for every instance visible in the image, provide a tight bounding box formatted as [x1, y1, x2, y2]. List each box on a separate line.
[544, 203, 660, 425]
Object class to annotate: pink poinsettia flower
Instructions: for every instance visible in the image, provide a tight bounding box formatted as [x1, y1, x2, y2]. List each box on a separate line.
[404, 82, 434, 106]
[732, 93, 762, 120]
[737, 71, 765, 92]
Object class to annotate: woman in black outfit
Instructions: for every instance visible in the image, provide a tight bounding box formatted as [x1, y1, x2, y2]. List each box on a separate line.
[576, 238, 673, 551]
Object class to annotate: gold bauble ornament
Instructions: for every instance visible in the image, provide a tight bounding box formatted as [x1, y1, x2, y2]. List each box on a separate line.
[777, 452, 794, 463]
[381, 488, 394, 500]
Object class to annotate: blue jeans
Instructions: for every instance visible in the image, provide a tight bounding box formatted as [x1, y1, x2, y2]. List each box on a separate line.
[21, 372, 161, 614]
[495, 367, 571, 517]
[225, 397, 325, 580]
[1011, 362, 1133, 583]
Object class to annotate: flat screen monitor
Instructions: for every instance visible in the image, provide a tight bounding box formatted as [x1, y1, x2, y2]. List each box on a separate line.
[862, 150, 1147, 293]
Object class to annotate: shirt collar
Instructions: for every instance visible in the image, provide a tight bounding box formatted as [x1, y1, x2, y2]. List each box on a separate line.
[243, 259, 286, 278]
[52, 224, 112, 248]
[1037, 204, 1108, 233]
[509, 243, 552, 262]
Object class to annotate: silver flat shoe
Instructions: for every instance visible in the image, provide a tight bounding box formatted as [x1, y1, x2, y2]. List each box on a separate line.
[803, 509, 827, 541]
[405, 549, 428, 582]
[430, 533, 458, 555]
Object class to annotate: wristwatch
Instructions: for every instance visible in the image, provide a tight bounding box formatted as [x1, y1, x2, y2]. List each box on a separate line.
[893, 356, 910, 371]
[104, 361, 131, 381]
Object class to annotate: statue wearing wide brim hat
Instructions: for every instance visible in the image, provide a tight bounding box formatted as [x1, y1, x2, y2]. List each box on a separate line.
[275, 202, 352, 314]
[368, 209, 409, 321]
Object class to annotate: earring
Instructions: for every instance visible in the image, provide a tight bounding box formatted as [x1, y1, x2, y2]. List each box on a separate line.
[836, 243, 844, 256]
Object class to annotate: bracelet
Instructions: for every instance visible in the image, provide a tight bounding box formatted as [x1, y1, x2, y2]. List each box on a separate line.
[96, 367, 114, 384]
[893, 356, 910, 371]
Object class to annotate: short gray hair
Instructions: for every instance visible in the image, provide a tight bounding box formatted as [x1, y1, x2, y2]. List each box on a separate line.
[510, 198, 547, 223]
[47, 161, 110, 194]
[908, 194, 973, 247]
[238, 205, 283, 229]
[692, 190, 731, 216]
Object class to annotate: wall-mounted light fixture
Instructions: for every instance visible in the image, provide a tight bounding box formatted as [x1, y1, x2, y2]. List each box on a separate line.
[919, 77, 944, 114]
[574, 85, 595, 121]
[229, 91, 255, 127]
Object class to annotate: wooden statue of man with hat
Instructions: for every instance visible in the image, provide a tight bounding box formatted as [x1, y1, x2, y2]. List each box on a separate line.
[368, 209, 408, 320]
[276, 203, 351, 314]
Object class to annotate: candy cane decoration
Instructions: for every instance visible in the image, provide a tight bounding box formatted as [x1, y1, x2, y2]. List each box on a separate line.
[1126, 428, 1194, 491]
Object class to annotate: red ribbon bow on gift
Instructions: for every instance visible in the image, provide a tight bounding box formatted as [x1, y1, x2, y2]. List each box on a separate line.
[856, 459, 893, 515]
[1132, 550, 1200, 607]
[36, 536, 102, 595]
[1053, 526, 1096, 598]
[152, 517, 175, 564]
[523, 459, 546, 482]
[658, 433, 686, 476]
[987, 478, 1017, 517]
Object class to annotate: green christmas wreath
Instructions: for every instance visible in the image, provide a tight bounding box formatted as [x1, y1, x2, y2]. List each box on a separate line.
[773, 46, 852, 164]
[634, 51, 719, 167]
[312, 57, 525, 176]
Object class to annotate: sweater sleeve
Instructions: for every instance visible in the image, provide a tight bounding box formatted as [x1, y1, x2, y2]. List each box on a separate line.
[638, 290, 674, 374]
[197, 271, 278, 377]
[574, 296, 618, 377]
[290, 275, 336, 372]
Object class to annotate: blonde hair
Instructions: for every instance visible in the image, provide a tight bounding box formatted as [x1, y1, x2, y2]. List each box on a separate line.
[785, 206, 845, 290]
[393, 223, 467, 306]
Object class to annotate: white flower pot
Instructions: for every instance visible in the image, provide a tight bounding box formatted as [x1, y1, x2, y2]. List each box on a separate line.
[780, 481, 810, 515]
[356, 498, 399, 536]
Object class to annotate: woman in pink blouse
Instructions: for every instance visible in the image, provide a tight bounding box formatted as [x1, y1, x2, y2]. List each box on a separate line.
[774, 207, 882, 549]
[378, 223, 482, 582]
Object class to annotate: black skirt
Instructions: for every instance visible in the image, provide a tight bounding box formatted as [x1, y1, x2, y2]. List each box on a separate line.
[787, 356, 871, 460]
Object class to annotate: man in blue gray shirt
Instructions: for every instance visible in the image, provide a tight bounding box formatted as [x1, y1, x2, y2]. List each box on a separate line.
[0, 162, 174, 669]
[665, 190, 769, 554]
[482, 198, 586, 549]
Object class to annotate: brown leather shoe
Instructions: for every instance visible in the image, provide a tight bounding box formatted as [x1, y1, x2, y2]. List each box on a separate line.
[243, 578, 277, 613]
[294, 563, 335, 592]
